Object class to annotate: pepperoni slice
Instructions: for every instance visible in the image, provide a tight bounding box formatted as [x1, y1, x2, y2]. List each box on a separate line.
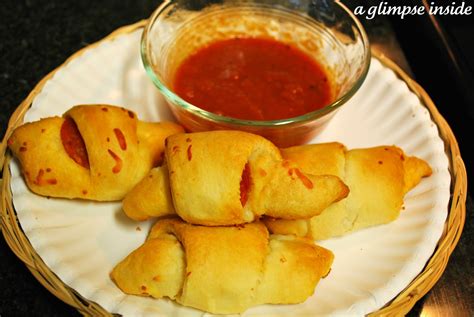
[240, 163, 251, 206]
[61, 117, 90, 169]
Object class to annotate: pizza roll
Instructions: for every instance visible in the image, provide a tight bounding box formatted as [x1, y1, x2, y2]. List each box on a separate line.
[8, 104, 183, 201]
[111, 218, 333, 314]
[123, 131, 349, 225]
[264, 143, 432, 240]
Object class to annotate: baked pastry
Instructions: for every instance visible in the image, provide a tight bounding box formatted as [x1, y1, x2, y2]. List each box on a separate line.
[111, 218, 333, 314]
[8, 104, 183, 201]
[123, 131, 349, 225]
[264, 143, 432, 240]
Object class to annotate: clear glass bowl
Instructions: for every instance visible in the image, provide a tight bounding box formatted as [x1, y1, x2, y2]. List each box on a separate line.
[141, 0, 370, 147]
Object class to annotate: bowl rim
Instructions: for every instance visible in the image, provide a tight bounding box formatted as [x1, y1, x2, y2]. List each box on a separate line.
[141, 0, 371, 127]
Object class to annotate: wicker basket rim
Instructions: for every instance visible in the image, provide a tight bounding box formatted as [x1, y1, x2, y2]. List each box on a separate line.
[0, 20, 467, 317]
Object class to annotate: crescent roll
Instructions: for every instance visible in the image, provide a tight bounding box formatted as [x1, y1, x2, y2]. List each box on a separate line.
[111, 218, 333, 314]
[8, 104, 183, 201]
[123, 131, 349, 225]
[264, 143, 432, 240]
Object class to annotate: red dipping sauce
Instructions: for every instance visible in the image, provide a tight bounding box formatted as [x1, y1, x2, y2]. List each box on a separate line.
[173, 38, 333, 121]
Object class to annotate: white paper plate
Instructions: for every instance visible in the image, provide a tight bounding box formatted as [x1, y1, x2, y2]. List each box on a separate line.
[9, 29, 451, 316]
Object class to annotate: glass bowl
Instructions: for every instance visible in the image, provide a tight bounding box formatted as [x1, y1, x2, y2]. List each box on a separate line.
[141, 0, 370, 147]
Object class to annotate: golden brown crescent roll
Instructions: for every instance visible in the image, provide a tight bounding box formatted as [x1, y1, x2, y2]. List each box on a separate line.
[264, 143, 432, 240]
[111, 218, 333, 314]
[8, 104, 183, 201]
[123, 131, 349, 225]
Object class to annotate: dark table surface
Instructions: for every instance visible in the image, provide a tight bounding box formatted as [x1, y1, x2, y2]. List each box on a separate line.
[0, 0, 472, 316]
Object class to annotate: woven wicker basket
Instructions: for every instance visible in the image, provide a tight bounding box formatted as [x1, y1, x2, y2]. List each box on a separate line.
[0, 20, 467, 316]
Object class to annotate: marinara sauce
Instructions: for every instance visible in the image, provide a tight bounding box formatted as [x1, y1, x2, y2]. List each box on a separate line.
[173, 38, 332, 121]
